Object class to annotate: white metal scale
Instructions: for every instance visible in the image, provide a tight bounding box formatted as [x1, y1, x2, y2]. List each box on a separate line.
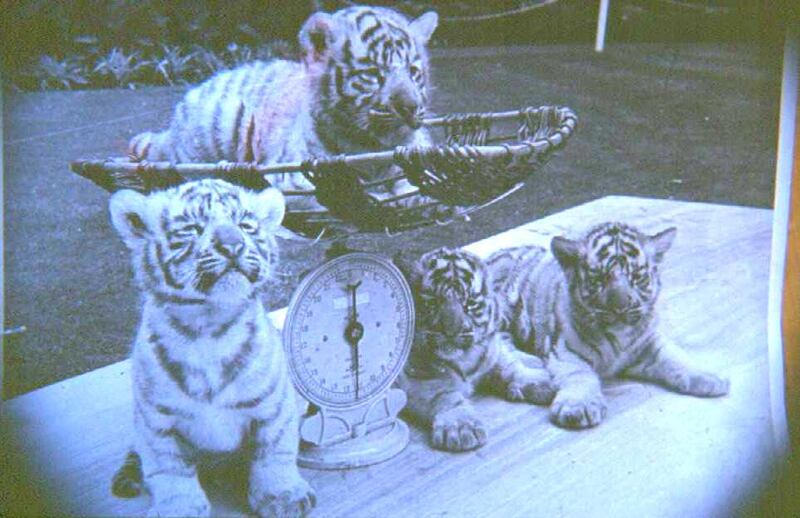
[283, 252, 415, 469]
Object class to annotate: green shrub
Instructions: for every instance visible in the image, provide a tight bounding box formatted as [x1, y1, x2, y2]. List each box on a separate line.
[26, 55, 89, 91]
[92, 48, 149, 88]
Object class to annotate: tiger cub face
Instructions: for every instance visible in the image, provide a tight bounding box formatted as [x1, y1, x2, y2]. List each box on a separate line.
[109, 179, 285, 305]
[551, 222, 677, 327]
[300, 6, 438, 139]
[401, 247, 497, 354]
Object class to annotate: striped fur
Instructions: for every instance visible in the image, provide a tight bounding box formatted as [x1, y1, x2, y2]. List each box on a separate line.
[108, 180, 315, 517]
[489, 222, 730, 430]
[394, 248, 554, 452]
[129, 6, 439, 208]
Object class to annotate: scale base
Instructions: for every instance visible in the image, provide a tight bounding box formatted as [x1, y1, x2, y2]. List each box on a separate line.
[298, 419, 409, 470]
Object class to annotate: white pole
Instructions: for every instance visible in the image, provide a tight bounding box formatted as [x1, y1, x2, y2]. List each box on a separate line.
[767, 24, 798, 460]
[595, 0, 610, 52]
[0, 74, 3, 401]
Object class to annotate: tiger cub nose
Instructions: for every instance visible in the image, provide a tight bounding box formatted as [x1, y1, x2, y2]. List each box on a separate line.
[604, 278, 633, 312]
[438, 297, 466, 337]
[606, 286, 630, 311]
[213, 224, 244, 258]
[390, 93, 422, 128]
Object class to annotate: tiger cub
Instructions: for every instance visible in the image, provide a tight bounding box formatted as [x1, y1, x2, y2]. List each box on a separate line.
[488, 222, 730, 430]
[108, 179, 314, 517]
[129, 6, 438, 207]
[394, 248, 555, 452]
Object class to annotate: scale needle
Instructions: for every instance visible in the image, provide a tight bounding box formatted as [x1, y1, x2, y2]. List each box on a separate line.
[344, 281, 364, 400]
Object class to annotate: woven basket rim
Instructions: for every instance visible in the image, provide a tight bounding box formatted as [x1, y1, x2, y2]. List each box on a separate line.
[69, 104, 578, 236]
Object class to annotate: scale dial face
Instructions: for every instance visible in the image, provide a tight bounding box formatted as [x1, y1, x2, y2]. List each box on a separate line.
[283, 253, 415, 410]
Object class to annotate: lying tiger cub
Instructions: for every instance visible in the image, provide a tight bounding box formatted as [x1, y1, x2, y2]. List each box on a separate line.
[129, 5, 439, 209]
[489, 222, 730, 429]
[394, 247, 555, 452]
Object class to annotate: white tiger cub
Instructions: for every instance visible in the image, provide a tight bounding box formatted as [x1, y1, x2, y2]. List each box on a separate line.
[488, 222, 730, 429]
[395, 248, 555, 452]
[129, 6, 439, 207]
[109, 179, 314, 517]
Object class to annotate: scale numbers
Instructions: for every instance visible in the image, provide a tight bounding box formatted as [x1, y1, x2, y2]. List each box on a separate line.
[283, 253, 415, 410]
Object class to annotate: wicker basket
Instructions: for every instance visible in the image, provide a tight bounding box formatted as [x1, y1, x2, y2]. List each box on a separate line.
[71, 105, 577, 237]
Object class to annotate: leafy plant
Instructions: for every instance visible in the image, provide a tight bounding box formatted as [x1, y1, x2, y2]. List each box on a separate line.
[191, 45, 229, 77]
[153, 45, 197, 85]
[92, 48, 148, 88]
[30, 55, 89, 90]
[224, 43, 257, 69]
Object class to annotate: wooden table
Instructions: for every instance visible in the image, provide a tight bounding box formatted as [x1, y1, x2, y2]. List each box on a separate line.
[1, 196, 781, 517]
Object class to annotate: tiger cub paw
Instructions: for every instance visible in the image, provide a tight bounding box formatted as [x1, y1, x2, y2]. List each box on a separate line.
[249, 479, 316, 518]
[146, 492, 211, 517]
[506, 379, 556, 405]
[431, 406, 488, 452]
[128, 132, 155, 161]
[550, 393, 607, 429]
[671, 372, 730, 398]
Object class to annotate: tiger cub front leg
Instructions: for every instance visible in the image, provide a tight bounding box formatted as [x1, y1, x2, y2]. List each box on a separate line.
[401, 374, 488, 452]
[624, 342, 730, 397]
[134, 408, 210, 517]
[431, 393, 488, 452]
[547, 346, 607, 429]
[248, 411, 316, 518]
[489, 337, 555, 405]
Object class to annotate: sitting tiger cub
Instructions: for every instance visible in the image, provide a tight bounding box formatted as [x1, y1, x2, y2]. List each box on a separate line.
[488, 222, 730, 430]
[108, 180, 314, 517]
[129, 6, 439, 208]
[394, 248, 555, 452]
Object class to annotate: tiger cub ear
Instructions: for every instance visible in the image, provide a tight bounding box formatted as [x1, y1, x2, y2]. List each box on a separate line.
[299, 12, 339, 64]
[646, 227, 677, 263]
[409, 11, 438, 44]
[254, 187, 286, 232]
[109, 190, 152, 250]
[551, 236, 582, 270]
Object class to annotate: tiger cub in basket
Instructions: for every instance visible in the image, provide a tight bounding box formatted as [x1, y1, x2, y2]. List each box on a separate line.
[394, 248, 555, 452]
[108, 179, 314, 517]
[488, 222, 730, 430]
[129, 5, 439, 208]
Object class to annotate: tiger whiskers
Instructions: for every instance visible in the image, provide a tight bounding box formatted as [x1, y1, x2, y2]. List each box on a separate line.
[320, 106, 385, 148]
[197, 256, 225, 270]
[368, 108, 395, 120]
[191, 270, 217, 293]
[240, 252, 264, 282]
[369, 107, 424, 134]
[418, 328, 487, 352]
[369, 116, 406, 137]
